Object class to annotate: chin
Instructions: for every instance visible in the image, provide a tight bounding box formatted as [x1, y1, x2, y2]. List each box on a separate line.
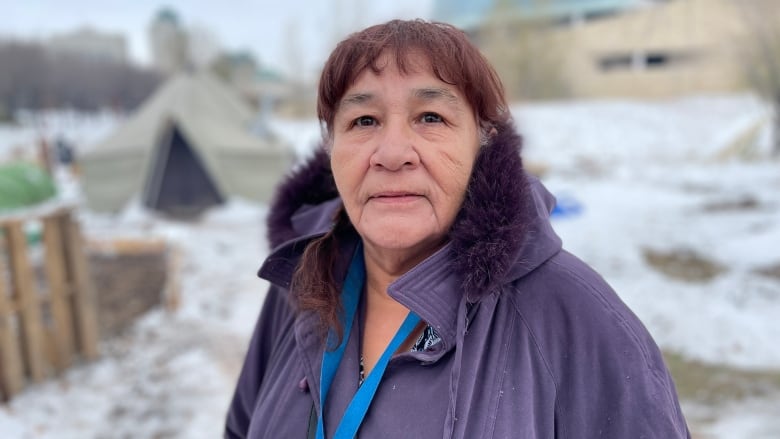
[362, 225, 445, 255]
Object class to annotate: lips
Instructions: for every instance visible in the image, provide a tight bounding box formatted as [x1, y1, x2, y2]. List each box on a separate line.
[371, 191, 420, 199]
[368, 191, 423, 204]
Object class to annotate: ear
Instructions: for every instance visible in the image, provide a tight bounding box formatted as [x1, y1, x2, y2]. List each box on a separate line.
[323, 136, 334, 157]
[479, 123, 498, 147]
[321, 122, 334, 156]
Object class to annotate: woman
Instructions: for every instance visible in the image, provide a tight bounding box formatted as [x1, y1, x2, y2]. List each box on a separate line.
[226, 20, 690, 438]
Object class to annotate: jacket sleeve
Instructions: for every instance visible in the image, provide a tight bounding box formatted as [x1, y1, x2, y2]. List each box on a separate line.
[544, 257, 691, 438]
[553, 326, 691, 438]
[224, 285, 293, 438]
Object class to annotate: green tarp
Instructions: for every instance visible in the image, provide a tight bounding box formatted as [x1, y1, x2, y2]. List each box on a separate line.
[0, 162, 57, 211]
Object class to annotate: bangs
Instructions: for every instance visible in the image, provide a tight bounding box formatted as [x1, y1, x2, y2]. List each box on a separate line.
[317, 20, 508, 134]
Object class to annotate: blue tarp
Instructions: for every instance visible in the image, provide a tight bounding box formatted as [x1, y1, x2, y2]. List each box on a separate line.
[551, 193, 583, 218]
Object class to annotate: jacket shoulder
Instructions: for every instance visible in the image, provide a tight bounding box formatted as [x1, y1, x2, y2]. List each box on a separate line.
[503, 250, 689, 437]
[508, 250, 660, 371]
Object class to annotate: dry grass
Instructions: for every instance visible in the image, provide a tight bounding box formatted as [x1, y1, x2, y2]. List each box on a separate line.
[643, 247, 727, 283]
[664, 351, 780, 405]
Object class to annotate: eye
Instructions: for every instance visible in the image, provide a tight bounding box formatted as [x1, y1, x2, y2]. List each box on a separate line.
[420, 112, 443, 124]
[353, 115, 376, 127]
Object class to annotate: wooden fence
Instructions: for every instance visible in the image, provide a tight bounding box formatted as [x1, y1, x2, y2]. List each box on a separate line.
[0, 206, 99, 401]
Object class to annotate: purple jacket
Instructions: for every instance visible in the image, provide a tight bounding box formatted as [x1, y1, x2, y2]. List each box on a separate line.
[225, 121, 690, 438]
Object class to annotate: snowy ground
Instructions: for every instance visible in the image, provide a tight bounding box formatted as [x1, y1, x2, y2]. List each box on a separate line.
[1, 95, 779, 438]
[0, 110, 119, 162]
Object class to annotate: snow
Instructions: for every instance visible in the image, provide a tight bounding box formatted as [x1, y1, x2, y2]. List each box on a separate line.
[0, 198, 269, 438]
[701, 398, 780, 439]
[1, 94, 779, 438]
[0, 109, 120, 162]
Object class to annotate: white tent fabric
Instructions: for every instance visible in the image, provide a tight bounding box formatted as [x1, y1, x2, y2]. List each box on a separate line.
[80, 72, 294, 213]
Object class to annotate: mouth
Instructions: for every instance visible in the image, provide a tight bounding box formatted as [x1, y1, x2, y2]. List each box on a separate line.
[368, 191, 423, 203]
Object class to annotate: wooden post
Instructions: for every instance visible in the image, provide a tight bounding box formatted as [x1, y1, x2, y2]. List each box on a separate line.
[61, 213, 99, 360]
[42, 213, 75, 371]
[0, 206, 103, 400]
[0, 226, 26, 400]
[164, 244, 181, 311]
[6, 221, 47, 382]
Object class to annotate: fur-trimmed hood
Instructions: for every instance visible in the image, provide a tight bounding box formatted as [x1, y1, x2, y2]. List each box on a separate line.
[263, 119, 561, 299]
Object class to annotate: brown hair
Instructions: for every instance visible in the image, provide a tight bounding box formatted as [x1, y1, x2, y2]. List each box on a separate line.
[318, 19, 509, 134]
[293, 19, 510, 339]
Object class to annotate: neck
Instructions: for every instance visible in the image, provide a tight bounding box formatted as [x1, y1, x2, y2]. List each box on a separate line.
[361, 237, 447, 282]
[363, 249, 409, 318]
[360, 245, 426, 376]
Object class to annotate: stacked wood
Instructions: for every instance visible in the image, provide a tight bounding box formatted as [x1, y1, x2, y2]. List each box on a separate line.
[86, 238, 175, 337]
[0, 207, 99, 401]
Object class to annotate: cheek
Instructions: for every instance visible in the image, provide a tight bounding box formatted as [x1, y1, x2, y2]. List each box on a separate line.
[329, 140, 350, 177]
[330, 144, 365, 201]
[434, 144, 479, 196]
[444, 172, 472, 215]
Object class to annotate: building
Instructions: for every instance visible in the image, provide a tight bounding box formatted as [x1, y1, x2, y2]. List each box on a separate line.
[562, 0, 775, 98]
[148, 8, 189, 74]
[187, 24, 221, 69]
[433, 0, 655, 99]
[434, 0, 774, 99]
[48, 27, 127, 63]
[433, 0, 650, 30]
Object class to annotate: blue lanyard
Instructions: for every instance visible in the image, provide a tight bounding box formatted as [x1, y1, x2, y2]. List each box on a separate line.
[316, 248, 421, 439]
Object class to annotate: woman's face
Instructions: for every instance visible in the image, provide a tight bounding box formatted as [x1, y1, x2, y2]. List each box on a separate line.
[330, 52, 481, 271]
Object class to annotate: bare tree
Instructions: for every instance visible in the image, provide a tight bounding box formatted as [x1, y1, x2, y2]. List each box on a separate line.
[0, 42, 48, 111]
[0, 40, 162, 114]
[736, 0, 780, 156]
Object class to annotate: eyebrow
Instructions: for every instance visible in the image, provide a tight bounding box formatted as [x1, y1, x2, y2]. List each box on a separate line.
[338, 87, 462, 111]
[412, 87, 459, 104]
[339, 92, 374, 110]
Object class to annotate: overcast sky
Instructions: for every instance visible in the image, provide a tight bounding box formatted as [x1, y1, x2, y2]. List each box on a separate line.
[3, 0, 434, 76]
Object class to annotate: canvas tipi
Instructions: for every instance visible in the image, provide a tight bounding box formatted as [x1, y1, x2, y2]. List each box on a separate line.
[80, 72, 294, 216]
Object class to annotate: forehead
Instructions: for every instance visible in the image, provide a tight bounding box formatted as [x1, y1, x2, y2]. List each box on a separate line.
[337, 52, 467, 109]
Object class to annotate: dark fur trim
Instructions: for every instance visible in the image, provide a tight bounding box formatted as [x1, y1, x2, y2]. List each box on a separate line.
[266, 120, 530, 299]
[266, 147, 338, 247]
[450, 121, 532, 299]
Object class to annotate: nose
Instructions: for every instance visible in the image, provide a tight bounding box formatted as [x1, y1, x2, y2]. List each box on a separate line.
[369, 120, 420, 171]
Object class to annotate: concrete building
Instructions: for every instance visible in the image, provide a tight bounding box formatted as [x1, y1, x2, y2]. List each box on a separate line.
[561, 0, 775, 98]
[434, 0, 656, 99]
[433, 0, 649, 29]
[434, 0, 776, 99]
